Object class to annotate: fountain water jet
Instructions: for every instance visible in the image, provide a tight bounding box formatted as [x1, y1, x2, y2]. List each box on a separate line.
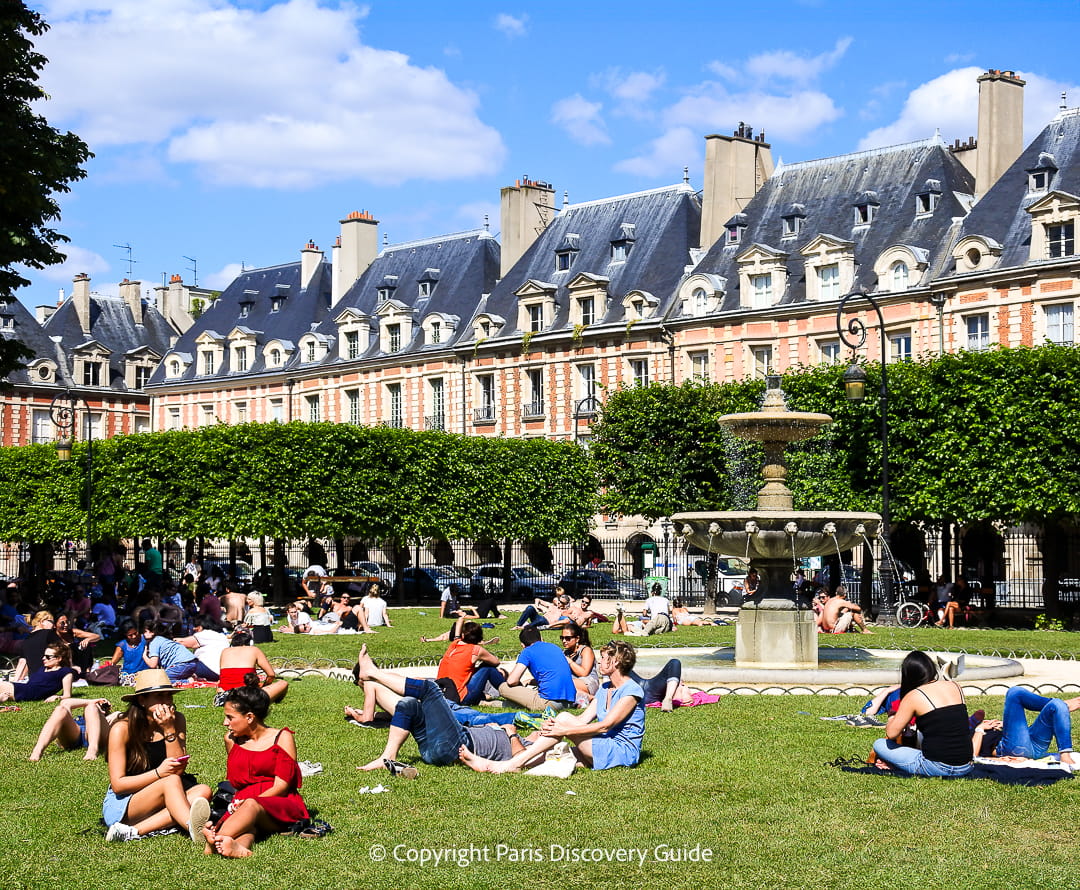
[673, 376, 881, 669]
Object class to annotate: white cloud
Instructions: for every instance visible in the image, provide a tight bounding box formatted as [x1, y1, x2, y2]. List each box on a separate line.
[34, 244, 111, 284]
[664, 86, 842, 142]
[494, 13, 527, 38]
[36, 0, 506, 188]
[551, 94, 610, 147]
[454, 201, 500, 232]
[744, 37, 852, 85]
[858, 68, 981, 150]
[205, 262, 245, 290]
[595, 68, 665, 104]
[614, 126, 700, 178]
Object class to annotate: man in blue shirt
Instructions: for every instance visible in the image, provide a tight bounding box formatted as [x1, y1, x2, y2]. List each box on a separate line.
[497, 626, 578, 712]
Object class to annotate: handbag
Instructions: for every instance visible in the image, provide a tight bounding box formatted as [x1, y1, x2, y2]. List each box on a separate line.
[85, 663, 121, 686]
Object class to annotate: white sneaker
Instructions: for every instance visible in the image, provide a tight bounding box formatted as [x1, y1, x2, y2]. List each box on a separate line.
[105, 822, 140, 842]
[187, 797, 211, 844]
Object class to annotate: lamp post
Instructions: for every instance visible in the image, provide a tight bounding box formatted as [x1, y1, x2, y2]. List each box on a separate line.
[660, 517, 672, 585]
[928, 292, 948, 354]
[573, 393, 600, 445]
[50, 390, 94, 555]
[835, 290, 894, 625]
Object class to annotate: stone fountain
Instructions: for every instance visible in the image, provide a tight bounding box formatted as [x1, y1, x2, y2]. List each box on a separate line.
[672, 377, 881, 669]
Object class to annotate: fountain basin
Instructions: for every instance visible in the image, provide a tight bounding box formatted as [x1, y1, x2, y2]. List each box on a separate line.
[635, 647, 1024, 686]
[719, 410, 833, 442]
[673, 511, 883, 560]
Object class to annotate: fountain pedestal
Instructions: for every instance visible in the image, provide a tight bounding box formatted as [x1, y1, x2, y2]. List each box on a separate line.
[737, 557, 818, 667]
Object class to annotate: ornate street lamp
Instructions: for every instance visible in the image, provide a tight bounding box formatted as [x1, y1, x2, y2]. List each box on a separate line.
[49, 390, 94, 552]
[835, 290, 894, 625]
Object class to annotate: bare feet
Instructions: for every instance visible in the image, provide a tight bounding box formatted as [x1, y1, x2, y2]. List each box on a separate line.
[344, 706, 364, 722]
[355, 644, 376, 681]
[660, 700, 674, 712]
[28, 751, 43, 762]
[215, 835, 253, 858]
[458, 744, 516, 774]
[357, 758, 386, 771]
[488, 636, 500, 645]
[201, 823, 217, 855]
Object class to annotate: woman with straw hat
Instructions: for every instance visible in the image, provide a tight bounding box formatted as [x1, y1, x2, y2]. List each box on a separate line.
[102, 669, 212, 843]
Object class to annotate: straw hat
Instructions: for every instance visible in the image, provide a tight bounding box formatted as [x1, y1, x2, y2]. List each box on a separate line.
[121, 669, 181, 702]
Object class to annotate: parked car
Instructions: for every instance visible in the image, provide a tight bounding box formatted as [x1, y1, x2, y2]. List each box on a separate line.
[401, 565, 472, 601]
[469, 564, 559, 601]
[251, 565, 304, 600]
[821, 560, 918, 601]
[202, 557, 254, 585]
[558, 568, 647, 600]
[352, 561, 397, 590]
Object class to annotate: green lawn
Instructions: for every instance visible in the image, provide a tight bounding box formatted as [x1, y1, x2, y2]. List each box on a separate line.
[3, 612, 1080, 889]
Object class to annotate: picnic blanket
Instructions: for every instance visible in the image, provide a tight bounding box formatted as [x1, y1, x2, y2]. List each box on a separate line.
[829, 756, 1075, 786]
[646, 691, 722, 709]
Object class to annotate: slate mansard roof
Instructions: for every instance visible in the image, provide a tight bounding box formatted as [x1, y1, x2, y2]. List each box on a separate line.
[476, 184, 701, 339]
[684, 137, 975, 311]
[952, 108, 1080, 271]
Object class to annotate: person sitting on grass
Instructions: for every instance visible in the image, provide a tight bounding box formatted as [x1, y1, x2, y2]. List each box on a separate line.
[496, 625, 578, 712]
[216, 629, 289, 704]
[563, 595, 602, 628]
[820, 586, 872, 634]
[0, 640, 76, 703]
[560, 622, 598, 703]
[29, 697, 120, 761]
[200, 677, 308, 858]
[104, 621, 147, 685]
[459, 639, 646, 774]
[353, 645, 524, 775]
[514, 591, 571, 629]
[141, 620, 202, 682]
[971, 687, 1080, 764]
[102, 669, 212, 843]
[433, 620, 504, 705]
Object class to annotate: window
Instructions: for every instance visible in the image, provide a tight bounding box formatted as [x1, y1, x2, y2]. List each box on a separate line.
[271, 297, 282, 313]
[428, 378, 445, 430]
[307, 341, 317, 362]
[854, 203, 876, 225]
[269, 398, 284, 422]
[377, 287, 392, 302]
[820, 341, 841, 364]
[306, 395, 320, 423]
[430, 320, 441, 345]
[31, 409, 52, 444]
[270, 348, 282, 367]
[630, 359, 649, 388]
[1047, 223, 1075, 259]
[201, 405, 215, 427]
[916, 192, 939, 215]
[727, 225, 743, 245]
[818, 264, 840, 300]
[476, 374, 496, 423]
[750, 274, 772, 308]
[751, 346, 773, 378]
[419, 281, 432, 298]
[202, 351, 214, 376]
[82, 360, 101, 387]
[480, 321, 491, 338]
[81, 412, 103, 439]
[631, 299, 644, 317]
[528, 304, 544, 333]
[782, 215, 802, 237]
[1046, 304, 1075, 345]
[239, 303, 250, 319]
[133, 366, 152, 390]
[169, 360, 181, 377]
[611, 241, 632, 262]
[524, 369, 545, 417]
[167, 408, 181, 430]
[578, 363, 596, 400]
[134, 418, 150, 434]
[966, 314, 990, 351]
[889, 333, 912, 362]
[388, 383, 403, 428]
[347, 389, 361, 424]
[235, 402, 248, 424]
[692, 288, 709, 316]
[1030, 170, 1051, 192]
[891, 261, 909, 290]
[345, 330, 360, 360]
[690, 352, 709, 381]
[388, 324, 401, 353]
[235, 347, 248, 372]
[578, 297, 594, 327]
[556, 251, 574, 272]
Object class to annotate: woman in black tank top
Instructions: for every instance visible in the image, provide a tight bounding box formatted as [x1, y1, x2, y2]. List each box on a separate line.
[870, 650, 973, 778]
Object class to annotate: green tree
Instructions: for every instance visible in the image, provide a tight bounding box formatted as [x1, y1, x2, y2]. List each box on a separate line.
[0, 3, 92, 376]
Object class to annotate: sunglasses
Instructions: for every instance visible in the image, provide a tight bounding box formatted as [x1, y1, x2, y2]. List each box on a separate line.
[44, 651, 60, 658]
[559, 635, 576, 641]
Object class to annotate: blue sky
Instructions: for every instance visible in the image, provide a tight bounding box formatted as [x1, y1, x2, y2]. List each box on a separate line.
[19, 0, 1080, 308]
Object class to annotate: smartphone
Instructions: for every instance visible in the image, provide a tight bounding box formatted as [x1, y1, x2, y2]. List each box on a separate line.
[175, 754, 191, 766]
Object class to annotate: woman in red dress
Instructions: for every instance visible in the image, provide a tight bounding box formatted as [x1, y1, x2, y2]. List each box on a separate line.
[202, 675, 308, 858]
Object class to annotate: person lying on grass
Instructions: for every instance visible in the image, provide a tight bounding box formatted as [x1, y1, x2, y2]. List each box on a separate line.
[353, 644, 525, 775]
[0, 639, 76, 703]
[971, 687, 1080, 764]
[458, 639, 645, 773]
[29, 696, 121, 761]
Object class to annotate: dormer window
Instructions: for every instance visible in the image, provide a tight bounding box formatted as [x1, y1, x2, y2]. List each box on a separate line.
[235, 347, 248, 372]
[610, 223, 635, 262]
[1027, 153, 1058, 194]
[1048, 222, 1075, 259]
[170, 360, 181, 377]
[270, 348, 281, 366]
[430, 320, 441, 344]
[418, 281, 432, 298]
[388, 324, 401, 353]
[725, 213, 748, 246]
[556, 251, 574, 271]
[818, 264, 840, 300]
[528, 304, 544, 332]
[578, 296, 594, 326]
[202, 351, 215, 375]
[481, 321, 491, 337]
[854, 191, 879, 225]
[631, 299, 643, 316]
[555, 233, 580, 272]
[345, 330, 359, 358]
[416, 269, 439, 301]
[693, 288, 708, 315]
[307, 341, 317, 362]
[82, 360, 102, 386]
[891, 261, 910, 290]
[377, 275, 399, 304]
[781, 204, 806, 238]
[377, 288, 391, 301]
[271, 297, 282, 313]
[915, 179, 941, 216]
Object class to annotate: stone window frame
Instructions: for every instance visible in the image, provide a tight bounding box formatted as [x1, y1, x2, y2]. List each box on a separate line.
[421, 312, 459, 347]
[193, 330, 225, 377]
[736, 244, 788, 309]
[514, 280, 557, 335]
[1026, 191, 1080, 262]
[676, 274, 725, 317]
[800, 234, 855, 302]
[621, 290, 658, 323]
[376, 299, 414, 355]
[334, 308, 372, 361]
[298, 332, 332, 364]
[471, 312, 505, 341]
[1042, 301, 1076, 346]
[873, 244, 929, 292]
[951, 235, 1002, 274]
[262, 339, 295, 370]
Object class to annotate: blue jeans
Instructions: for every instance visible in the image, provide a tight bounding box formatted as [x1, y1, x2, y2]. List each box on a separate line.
[872, 738, 973, 777]
[998, 686, 1073, 758]
[462, 666, 505, 706]
[514, 605, 549, 628]
[634, 659, 682, 705]
[391, 678, 469, 766]
[448, 702, 520, 726]
[163, 660, 199, 683]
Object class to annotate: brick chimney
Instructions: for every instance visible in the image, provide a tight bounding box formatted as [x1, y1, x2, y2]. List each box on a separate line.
[301, 240, 323, 290]
[500, 177, 556, 277]
[332, 210, 378, 305]
[119, 278, 143, 325]
[700, 126, 773, 250]
[976, 69, 1025, 198]
[72, 273, 91, 334]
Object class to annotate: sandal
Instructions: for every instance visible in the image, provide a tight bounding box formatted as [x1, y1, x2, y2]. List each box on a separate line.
[383, 758, 419, 779]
